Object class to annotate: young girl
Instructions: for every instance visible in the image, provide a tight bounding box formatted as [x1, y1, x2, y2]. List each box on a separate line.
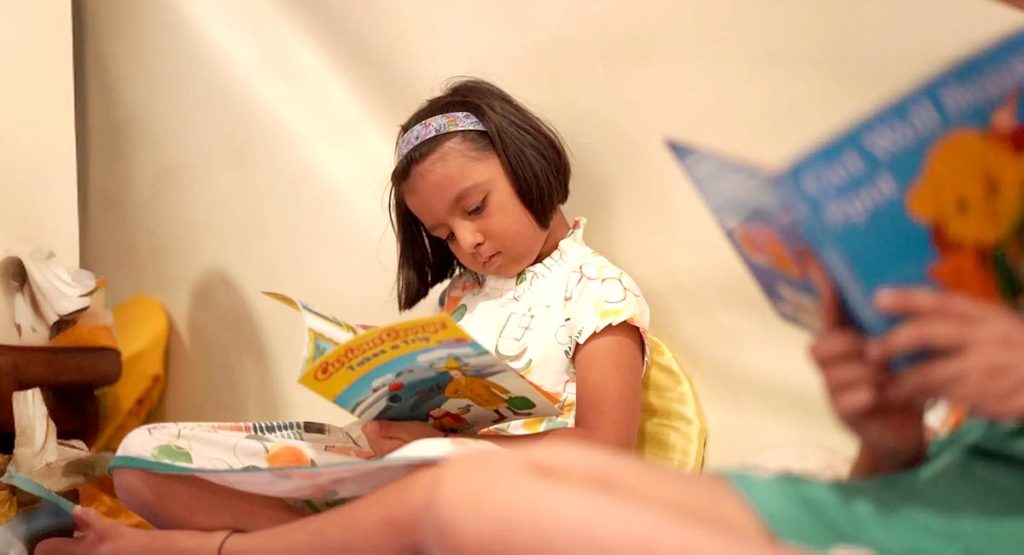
[105, 78, 651, 531]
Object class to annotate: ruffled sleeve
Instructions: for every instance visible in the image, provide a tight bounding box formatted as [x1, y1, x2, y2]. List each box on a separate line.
[563, 256, 650, 368]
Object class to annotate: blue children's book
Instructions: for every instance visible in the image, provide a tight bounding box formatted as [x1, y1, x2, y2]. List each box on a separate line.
[670, 29, 1024, 336]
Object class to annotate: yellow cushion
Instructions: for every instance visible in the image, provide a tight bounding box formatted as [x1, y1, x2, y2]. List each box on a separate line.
[636, 334, 707, 471]
[92, 295, 169, 452]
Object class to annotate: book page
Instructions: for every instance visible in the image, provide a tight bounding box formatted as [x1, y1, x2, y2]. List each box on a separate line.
[268, 294, 559, 433]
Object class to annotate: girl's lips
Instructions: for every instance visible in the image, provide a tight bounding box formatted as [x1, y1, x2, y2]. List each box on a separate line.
[481, 252, 500, 269]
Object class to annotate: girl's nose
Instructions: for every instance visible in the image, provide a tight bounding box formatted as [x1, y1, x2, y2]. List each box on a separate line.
[454, 226, 484, 253]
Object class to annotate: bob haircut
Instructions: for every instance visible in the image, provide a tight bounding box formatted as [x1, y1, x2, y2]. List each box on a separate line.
[390, 78, 571, 310]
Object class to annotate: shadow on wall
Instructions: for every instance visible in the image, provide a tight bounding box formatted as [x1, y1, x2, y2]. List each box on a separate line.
[160, 269, 280, 422]
[147, 318, 186, 423]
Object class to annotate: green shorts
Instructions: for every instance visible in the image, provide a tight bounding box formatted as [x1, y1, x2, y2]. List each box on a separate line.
[728, 419, 1024, 554]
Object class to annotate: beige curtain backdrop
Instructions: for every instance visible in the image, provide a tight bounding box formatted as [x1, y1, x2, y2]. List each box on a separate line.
[74, 0, 1023, 468]
[1, 0, 78, 263]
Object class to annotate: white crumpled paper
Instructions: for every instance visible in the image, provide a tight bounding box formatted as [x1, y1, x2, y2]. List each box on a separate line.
[6, 388, 111, 493]
[0, 248, 96, 345]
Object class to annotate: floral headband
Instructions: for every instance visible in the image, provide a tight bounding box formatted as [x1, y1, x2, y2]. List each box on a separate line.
[395, 112, 487, 163]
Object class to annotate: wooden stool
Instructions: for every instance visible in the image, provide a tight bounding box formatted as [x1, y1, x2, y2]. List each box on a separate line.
[0, 345, 121, 451]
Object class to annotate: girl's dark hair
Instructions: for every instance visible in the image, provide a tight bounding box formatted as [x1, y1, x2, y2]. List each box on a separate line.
[389, 78, 571, 310]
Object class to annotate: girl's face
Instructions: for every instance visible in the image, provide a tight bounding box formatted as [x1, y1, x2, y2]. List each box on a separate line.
[403, 138, 560, 278]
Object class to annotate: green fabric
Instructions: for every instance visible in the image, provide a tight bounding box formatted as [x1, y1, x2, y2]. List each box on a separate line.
[728, 419, 1024, 554]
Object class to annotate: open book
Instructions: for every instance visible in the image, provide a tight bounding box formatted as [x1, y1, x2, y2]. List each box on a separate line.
[670, 29, 1024, 336]
[265, 292, 560, 435]
[110, 295, 558, 503]
[1, 469, 77, 516]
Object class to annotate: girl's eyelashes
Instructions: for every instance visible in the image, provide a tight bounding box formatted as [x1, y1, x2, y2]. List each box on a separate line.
[433, 195, 486, 243]
[467, 196, 487, 217]
[429, 228, 455, 243]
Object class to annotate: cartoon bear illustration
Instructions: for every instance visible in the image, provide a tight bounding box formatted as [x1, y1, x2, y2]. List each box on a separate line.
[907, 128, 1024, 301]
[989, 92, 1024, 305]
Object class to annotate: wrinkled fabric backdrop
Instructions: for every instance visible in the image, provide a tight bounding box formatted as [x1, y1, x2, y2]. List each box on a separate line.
[36, 0, 1019, 467]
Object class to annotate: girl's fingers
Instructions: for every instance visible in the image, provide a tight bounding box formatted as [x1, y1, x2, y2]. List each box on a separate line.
[73, 506, 104, 532]
[36, 509, 103, 555]
[364, 433, 400, 457]
[363, 423, 391, 456]
[363, 421, 433, 456]
[365, 436, 397, 457]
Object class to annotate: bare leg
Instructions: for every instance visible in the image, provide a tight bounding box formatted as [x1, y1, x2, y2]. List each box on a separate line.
[521, 440, 772, 538]
[41, 468, 438, 555]
[112, 469, 306, 531]
[421, 441, 782, 554]
[224, 442, 785, 553]
[46, 444, 789, 554]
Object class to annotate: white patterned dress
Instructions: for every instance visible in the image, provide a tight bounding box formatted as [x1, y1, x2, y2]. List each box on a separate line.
[440, 217, 650, 434]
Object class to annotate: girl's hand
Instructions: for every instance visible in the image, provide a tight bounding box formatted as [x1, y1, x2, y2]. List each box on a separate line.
[809, 270, 924, 475]
[363, 421, 444, 457]
[35, 507, 224, 555]
[869, 287, 1024, 421]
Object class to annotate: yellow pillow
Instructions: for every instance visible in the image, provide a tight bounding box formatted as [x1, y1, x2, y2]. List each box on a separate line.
[636, 334, 707, 471]
[93, 294, 169, 452]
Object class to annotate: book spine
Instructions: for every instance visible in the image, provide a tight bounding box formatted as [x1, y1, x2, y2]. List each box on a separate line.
[776, 173, 887, 335]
